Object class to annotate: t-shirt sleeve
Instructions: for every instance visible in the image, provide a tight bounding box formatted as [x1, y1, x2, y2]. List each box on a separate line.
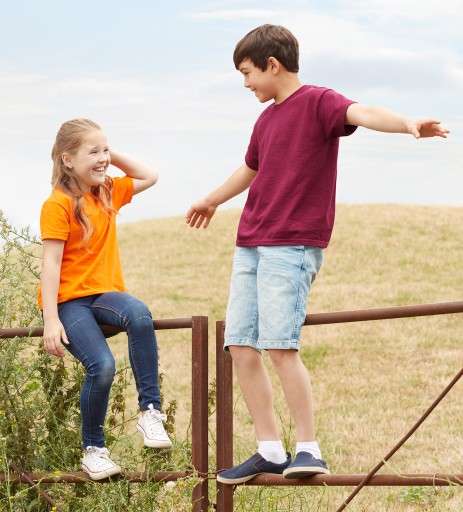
[111, 176, 134, 210]
[318, 89, 357, 141]
[245, 126, 259, 171]
[40, 199, 71, 241]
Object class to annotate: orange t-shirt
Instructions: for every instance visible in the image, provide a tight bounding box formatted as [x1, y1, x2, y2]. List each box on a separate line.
[37, 176, 134, 309]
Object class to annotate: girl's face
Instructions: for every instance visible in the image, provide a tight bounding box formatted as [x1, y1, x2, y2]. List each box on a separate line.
[63, 130, 110, 193]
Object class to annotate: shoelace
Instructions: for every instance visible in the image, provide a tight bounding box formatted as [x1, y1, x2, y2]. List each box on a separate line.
[144, 404, 168, 436]
[85, 446, 113, 468]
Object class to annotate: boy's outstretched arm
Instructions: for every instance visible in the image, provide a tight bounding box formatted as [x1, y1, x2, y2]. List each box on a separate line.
[186, 163, 256, 229]
[345, 104, 450, 139]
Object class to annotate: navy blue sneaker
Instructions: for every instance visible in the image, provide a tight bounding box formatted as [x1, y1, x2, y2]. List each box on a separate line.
[283, 451, 330, 479]
[217, 452, 291, 484]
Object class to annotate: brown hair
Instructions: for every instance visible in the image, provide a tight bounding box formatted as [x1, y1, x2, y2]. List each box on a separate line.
[233, 24, 299, 72]
[51, 118, 115, 246]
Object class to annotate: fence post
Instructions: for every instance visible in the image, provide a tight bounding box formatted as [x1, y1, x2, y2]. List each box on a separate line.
[215, 320, 234, 512]
[191, 316, 209, 512]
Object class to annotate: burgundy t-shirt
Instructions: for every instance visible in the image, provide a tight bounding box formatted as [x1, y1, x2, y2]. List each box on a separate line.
[237, 85, 356, 248]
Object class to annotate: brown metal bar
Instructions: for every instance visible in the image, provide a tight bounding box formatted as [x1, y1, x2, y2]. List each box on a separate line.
[0, 471, 188, 484]
[191, 316, 209, 512]
[0, 318, 193, 339]
[8, 461, 64, 512]
[3, 301, 462, 339]
[242, 473, 463, 486]
[336, 365, 463, 511]
[304, 301, 463, 326]
[4, 471, 463, 487]
[215, 320, 234, 512]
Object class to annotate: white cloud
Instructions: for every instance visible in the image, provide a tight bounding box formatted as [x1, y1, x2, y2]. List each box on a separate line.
[186, 9, 277, 20]
[0, 75, 42, 84]
[347, 0, 463, 23]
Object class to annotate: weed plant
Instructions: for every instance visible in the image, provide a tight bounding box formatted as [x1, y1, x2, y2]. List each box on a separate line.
[0, 211, 197, 512]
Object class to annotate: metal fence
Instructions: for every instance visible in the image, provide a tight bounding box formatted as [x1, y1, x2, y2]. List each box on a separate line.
[215, 301, 463, 512]
[3, 301, 463, 511]
[0, 316, 209, 512]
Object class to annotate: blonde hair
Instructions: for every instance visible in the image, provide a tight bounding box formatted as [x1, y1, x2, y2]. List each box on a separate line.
[51, 119, 115, 246]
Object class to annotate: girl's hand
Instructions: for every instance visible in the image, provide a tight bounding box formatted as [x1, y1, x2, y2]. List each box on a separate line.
[43, 318, 69, 358]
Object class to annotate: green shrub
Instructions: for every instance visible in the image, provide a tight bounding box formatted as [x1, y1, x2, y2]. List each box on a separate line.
[0, 211, 190, 511]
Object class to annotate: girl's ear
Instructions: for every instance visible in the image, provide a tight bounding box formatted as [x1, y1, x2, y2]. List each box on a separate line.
[62, 153, 73, 169]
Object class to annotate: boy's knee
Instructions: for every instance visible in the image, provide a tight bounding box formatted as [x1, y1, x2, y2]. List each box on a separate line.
[229, 345, 261, 368]
[268, 348, 297, 367]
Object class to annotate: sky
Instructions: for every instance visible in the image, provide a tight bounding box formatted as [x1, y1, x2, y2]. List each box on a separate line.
[1, 0, 462, 235]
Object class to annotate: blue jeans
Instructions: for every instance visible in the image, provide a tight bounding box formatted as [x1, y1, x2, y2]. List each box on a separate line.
[58, 292, 161, 449]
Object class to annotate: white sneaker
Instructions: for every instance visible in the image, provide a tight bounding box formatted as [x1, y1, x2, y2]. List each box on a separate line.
[82, 446, 122, 480]
[137, 404, 172, 448]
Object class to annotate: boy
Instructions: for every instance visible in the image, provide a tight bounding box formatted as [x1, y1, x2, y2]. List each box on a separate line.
[186, 24, 448, 483]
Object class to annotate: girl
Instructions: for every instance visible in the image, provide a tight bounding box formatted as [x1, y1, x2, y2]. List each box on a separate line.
[38, 119, 171, 480]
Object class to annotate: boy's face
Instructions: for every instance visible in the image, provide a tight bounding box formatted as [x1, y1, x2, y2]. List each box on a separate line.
[238, 59, 277, 103]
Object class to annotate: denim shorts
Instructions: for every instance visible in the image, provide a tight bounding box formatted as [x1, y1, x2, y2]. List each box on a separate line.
[224, 246, 323, 352]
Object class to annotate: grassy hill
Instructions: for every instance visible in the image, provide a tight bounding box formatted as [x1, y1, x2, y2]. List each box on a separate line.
[113, 204, 463, 511]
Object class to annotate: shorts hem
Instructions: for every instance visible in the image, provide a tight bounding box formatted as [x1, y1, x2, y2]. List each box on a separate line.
[224, 338, 300, 352]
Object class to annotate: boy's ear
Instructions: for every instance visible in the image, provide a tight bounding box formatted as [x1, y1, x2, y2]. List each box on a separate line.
[268, 56, 281, 74]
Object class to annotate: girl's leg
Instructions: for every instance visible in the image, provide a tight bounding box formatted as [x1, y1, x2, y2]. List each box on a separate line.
[91, 292, 161, 411]
[58, 297, 116, 449]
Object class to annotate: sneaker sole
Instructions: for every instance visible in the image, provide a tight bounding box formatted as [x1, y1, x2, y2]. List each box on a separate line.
[216, 471, 268, 485]
[283, 466, 331, 479]
[82, 465, 122, 481]
[137, 426, 173, 449]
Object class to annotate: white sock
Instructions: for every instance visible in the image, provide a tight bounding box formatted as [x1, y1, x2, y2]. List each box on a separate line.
[296, 441, 322, 460]
[258, 440, 287, 464]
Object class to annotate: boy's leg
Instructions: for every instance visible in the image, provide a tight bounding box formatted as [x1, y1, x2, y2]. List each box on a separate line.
[256, 246, 329, 476]
[218, 247, 290, 483]
[226, 247, 282, 443]
[268, 349, 315, 441]
[229, 345, 280, 441]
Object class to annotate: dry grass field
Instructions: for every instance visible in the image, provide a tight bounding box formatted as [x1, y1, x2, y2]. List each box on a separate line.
[111, 204, 463, 511]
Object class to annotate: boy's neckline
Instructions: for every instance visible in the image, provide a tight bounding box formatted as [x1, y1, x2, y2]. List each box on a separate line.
[273, 84, 306, 107]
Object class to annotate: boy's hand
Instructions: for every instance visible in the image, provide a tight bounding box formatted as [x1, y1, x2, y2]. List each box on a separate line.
[408, 119, 450, 139]
[186, 200, 217, 229]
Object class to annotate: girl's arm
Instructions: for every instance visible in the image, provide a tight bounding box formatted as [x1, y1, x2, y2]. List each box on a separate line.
[41, 239, 69, 357]
[345, 104, 449, 139]
[186, 163, 256, 229]
[109, 149, 159, 195]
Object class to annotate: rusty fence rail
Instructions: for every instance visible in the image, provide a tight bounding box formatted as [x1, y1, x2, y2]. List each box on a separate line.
[0, 316, 209, 512]
[215, 301, 463, 512]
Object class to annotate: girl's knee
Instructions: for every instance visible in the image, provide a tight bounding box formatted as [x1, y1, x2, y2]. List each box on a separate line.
[88, 357, 116, 386]
[125, 299, 153, 326]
